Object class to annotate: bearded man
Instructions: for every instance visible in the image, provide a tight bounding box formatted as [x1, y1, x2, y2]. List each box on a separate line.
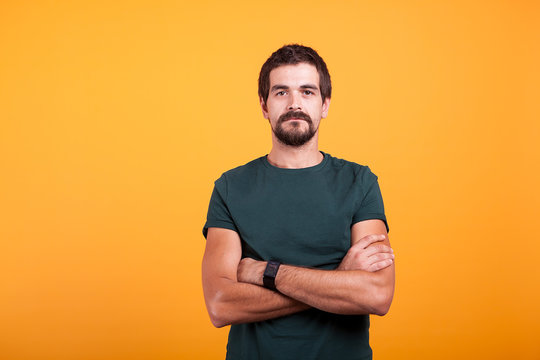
[202, 44, 395, 360]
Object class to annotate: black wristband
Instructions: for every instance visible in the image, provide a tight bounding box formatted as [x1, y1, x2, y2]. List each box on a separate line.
[263, 261, 281, 290]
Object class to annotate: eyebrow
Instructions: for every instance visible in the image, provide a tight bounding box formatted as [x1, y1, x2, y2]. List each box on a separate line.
[270, 84, 319, 92]
[299, 84, 319, 90]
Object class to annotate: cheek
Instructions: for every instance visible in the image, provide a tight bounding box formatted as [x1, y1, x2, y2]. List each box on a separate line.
[270, 107, 285, 120]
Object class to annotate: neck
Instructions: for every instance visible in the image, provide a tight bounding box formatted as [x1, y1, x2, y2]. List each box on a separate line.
[267, 134, 323, 169]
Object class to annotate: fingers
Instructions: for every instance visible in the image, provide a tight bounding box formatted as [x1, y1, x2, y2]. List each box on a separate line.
[367, 259, 394, 272]
[363, 243, 393, 257]
[356, 234, 387, 249]
[366, 245, 395, 272]
[341, 234, 395, 272]
[368, 252, 394, 263]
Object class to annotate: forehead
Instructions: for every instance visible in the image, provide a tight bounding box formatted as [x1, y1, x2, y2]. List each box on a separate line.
[268, 63, 320, 88]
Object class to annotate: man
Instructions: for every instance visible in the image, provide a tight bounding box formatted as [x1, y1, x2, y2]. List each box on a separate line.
[202, 44, 395, 360]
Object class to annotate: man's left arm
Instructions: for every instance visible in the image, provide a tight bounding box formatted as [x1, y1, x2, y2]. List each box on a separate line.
[238, 219, 395, 316]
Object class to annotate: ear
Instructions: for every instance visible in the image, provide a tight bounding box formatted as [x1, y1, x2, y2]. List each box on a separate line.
[321, 97, 331, 119]
[259, 96, 269, 119]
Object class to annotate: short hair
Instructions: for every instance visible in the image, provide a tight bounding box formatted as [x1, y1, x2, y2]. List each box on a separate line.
[258, 44, 332, 105]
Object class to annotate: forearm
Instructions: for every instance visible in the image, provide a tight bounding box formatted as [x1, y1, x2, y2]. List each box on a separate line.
[203, 228, 310, 328]
[239, 258, 394, 316]
[204, 277, 309, 328]
[275, 264, 394, 315]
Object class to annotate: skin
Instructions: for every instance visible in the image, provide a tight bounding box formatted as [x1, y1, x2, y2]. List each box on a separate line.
[202, 63, 395, 328]
[237, 221, 394, 315]
[261, 63, 330, 169]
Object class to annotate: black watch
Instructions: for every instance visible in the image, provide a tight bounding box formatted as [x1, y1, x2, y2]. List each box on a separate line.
[263, 261, 281, 290]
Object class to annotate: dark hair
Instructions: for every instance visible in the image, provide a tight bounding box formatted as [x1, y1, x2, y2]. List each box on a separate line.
[258, 44, 332, 105]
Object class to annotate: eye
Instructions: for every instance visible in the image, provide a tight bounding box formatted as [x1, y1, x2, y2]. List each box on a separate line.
[303, 90, 313, 95]
[276, 90, 287, 96]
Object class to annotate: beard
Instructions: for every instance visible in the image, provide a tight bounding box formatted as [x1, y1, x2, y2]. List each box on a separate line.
[272, 111, 317, 147]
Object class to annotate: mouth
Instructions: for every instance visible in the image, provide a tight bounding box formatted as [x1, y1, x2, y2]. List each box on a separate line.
[278, 111, 313, 125]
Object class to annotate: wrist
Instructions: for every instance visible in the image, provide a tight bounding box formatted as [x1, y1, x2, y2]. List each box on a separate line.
[238, 258, 269, 286]
[256, 261, 267, 286]
[263, 261, 281, 290]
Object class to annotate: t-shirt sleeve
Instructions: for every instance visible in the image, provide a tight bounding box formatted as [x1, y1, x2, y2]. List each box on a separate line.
[352, 166, 389, 232]
[202, 175, 239, 239]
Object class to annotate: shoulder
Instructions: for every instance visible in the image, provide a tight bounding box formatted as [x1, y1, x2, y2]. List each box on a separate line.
[214, 156, 266, 189]
[218, 156, 264, 180]
[324, 152, 378, 182]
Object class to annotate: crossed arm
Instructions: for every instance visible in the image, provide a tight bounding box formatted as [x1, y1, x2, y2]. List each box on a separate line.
[201, 219, 395, 328]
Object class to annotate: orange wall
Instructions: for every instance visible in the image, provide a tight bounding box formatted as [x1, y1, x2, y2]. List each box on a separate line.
[1, 1, 539, 359]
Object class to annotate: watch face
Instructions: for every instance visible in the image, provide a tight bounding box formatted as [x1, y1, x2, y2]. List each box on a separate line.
[263, 261, 280, 290]
[265, 262, 280, 276]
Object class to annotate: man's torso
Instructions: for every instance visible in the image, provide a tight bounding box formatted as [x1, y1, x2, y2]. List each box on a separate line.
[203, 152, 387, 360]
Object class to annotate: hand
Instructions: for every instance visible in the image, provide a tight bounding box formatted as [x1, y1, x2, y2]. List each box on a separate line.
[237, 257, 266, 286]
[338, 234, 394, 272]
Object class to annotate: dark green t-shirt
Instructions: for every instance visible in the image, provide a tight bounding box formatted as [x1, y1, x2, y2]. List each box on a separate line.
[203, 152, 388, 360]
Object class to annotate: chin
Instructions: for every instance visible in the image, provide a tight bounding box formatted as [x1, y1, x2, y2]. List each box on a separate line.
[284, 120, 308, 128]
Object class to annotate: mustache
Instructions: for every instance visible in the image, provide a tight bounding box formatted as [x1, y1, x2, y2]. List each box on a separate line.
[278, 111, 312, 124]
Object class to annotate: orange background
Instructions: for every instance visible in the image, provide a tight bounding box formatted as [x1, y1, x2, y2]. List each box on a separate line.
[1, 1, 539, 359]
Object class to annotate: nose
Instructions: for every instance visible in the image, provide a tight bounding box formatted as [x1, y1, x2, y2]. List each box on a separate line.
[287, 91, 302, 111]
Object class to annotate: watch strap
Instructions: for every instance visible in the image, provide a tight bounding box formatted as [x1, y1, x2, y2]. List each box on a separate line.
[263, 260, 281, 290]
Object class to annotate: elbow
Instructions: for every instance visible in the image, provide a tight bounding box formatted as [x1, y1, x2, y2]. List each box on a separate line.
[370, 287, 394, 316]
[206, 291, 231, 328]
[209, 312, 228, 328]
[371, 300, 391, 316]
[367, 269, 395, 316]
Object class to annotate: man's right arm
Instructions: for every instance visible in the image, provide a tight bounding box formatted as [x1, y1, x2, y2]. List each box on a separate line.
[201, 227, 309, 328]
